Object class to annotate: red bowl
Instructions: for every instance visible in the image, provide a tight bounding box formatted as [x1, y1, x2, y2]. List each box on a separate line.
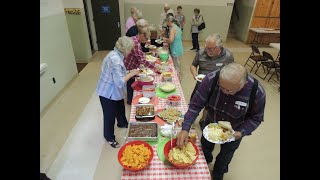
[118, 140, 154, 171]
[163, 138, 199, 169]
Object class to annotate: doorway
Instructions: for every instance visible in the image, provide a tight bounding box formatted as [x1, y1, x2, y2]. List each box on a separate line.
[83, 0, 95, 55]
[90, 0, 121, 50]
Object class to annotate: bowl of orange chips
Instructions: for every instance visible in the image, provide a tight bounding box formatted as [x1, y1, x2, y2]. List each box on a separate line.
[118, 140, 154, 171]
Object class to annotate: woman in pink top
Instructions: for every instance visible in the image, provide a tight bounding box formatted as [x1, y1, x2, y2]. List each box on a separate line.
[126, 7, 139, 32]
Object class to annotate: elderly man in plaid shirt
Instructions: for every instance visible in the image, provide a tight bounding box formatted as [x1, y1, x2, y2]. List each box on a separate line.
[124, 26, 157, 105]
[176, 63, 266, 180]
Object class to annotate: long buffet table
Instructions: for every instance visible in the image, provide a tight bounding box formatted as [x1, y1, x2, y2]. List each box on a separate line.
[121, 56, 211, 180]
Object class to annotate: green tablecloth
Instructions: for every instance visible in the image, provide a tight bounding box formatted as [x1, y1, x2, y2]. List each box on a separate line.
[156, 137, 172, 166]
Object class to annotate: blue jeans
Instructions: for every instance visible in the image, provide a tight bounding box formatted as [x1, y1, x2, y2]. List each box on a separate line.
[201, 133, 242, 178]
[192, 33, 199, 50]
[99, 96, 128, 141]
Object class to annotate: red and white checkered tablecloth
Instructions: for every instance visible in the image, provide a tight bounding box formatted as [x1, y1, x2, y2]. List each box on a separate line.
[121, 56, 211, 180]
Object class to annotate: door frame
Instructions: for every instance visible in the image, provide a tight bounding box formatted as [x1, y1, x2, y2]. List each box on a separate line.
[84, 0, 124, 51]
[83, 0, 98, 51]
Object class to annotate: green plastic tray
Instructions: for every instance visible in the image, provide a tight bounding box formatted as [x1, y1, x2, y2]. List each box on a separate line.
[155, 87, 178, 99]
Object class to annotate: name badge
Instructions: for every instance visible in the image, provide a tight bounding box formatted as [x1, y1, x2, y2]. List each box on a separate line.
[235, 101, 247, 107]
[216, 63, 223, 66]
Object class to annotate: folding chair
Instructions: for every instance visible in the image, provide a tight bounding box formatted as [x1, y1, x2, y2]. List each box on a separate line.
[244, 45, 266, 72]
[255, 51, 280, 80]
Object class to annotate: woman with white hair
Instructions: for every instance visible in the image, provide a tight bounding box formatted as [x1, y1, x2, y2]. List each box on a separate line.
[96, 36, 140, 148]
[125, 7, 138, 33]
[126, 10, 143, 37]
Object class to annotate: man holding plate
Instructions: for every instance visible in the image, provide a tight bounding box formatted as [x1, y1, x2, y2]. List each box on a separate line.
[190, 34, 234, 128]
[177, 63, 266, 180]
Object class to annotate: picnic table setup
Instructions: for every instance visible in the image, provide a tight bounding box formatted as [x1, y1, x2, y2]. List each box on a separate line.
[117, 45, 236, 179]
[118, 47, 212, 179]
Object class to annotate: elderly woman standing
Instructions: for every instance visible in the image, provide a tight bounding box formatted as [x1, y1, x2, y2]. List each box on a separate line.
[97, 36, 140, 148]
[126, 9, 143, 37]
[163, 14, 184, 79]
[191, 8, 204, 52]
[125, 7, 138, 33]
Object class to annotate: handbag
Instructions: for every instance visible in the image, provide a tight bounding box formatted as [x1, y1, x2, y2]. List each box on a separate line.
[198, 22, 206, 31]
[198, 15, 206, 31]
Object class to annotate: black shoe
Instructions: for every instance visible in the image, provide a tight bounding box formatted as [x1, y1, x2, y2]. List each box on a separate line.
[107, 140, 120, 148]
[190, 48, 196, 50]
[118, 124, 128, 128]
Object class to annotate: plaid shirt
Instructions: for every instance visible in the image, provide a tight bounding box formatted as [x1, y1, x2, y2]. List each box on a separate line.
[182, 70, 266, 136]
[124, 35, 154, 70]
[96, 48, 127, 100]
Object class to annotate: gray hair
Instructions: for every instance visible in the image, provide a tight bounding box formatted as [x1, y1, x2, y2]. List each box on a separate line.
[132, 10, 143, 21]
[220, 62, 248, 87]
[206, 33, 223, 47]
[115, 36, 134, 55]
[166, 15, 175, 22]
[130, 7, 137, 15]
[136, 19, 149, 28]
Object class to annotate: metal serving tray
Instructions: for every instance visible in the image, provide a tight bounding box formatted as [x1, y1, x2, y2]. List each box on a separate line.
[135, 104, 155, 121]
[126, 122, 158, 142]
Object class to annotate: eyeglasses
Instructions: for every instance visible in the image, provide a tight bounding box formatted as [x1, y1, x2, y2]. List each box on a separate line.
[206, 46, 217, 52]
[217, 81, 237, 94]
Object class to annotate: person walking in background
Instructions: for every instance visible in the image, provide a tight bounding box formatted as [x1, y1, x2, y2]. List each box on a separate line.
[97, 36, 140, 148]
[175, 6, 186, 31]
[190, 8, 204, 52]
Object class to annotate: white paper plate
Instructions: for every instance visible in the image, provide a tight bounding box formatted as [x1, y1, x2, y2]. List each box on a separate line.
[138, 97, 150, 104]
[203, 123, 235, 144]
[195, 74, 206, 82]
[138, 68, 154, 76]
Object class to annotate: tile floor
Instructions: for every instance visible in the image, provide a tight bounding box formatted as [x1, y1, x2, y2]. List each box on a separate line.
[40, 39, 280, 180]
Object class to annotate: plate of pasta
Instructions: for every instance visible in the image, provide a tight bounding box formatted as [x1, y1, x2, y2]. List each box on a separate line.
[203, 122, 235, 144]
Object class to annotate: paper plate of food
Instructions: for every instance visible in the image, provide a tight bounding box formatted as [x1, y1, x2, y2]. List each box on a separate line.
[203, 121, 235, 144]
[138, 68, 154, 77]
[195, 74, 206, 82]
[138, 97, 150, 104]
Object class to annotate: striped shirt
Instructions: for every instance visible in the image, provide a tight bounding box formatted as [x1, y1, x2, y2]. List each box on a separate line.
[182, 70, 266, 136]
[96, 48, 127, 100]
[124, 35, 154, 70]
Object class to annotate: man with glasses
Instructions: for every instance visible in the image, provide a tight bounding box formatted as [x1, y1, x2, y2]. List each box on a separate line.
[124, 26, 157, 105]
[190, 34, 234, 128]
[177, 62, 266, 180]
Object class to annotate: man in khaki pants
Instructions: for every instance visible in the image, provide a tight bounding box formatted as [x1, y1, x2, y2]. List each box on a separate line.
[189, 34, 234, 129]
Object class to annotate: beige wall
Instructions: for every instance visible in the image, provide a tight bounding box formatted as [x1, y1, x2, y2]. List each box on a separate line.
[119, 0, 234, 41]
[40, 1, 78, 113]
